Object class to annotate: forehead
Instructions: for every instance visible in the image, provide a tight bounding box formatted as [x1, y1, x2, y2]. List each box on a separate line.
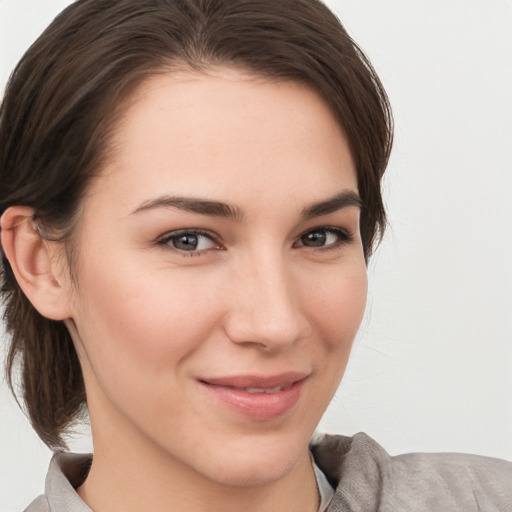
[86, 67, 357, 216]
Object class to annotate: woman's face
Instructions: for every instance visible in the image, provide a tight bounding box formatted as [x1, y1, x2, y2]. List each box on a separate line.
[64, 68, 367, 486]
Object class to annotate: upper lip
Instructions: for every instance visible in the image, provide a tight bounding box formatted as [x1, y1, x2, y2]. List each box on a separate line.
[198, 372, 308, 389]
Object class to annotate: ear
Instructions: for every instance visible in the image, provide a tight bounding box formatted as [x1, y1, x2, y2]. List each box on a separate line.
[1, 206, 73, 320]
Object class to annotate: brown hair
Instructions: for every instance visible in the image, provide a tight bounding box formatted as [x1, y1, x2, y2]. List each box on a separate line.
[0, 0, 393, 449]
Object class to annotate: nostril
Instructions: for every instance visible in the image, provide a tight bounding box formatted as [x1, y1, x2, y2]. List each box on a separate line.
[224, 308, 310, 352]
[237, 340, 274, 352]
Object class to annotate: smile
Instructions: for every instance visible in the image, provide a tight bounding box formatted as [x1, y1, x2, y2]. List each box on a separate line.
[243, 385, 292, 394]
[198, 373, 308, 420]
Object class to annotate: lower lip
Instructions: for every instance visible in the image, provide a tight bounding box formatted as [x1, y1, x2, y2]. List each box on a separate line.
[199, 379, 306, 421]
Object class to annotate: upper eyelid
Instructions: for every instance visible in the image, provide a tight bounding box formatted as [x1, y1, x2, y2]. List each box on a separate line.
[298, 225, 352, 237]
[293, 226, 354, 247]
[156, 229, 222, 256]
[297, 226, 353, 238]
[157, 228, 219, 242]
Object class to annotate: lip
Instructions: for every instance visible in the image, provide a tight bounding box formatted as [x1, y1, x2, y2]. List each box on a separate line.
[198, 372, 308, 421]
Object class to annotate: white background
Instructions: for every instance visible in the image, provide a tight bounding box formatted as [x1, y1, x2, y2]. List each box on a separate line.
[1, 0, 511, 509]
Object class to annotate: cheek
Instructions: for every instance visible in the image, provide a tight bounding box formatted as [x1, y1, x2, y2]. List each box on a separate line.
[304, 258, 367, 348]
[70, 258, 224, 384]
[296, 257, 367, 418]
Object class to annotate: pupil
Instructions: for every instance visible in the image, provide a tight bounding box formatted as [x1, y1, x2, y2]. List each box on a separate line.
[303, 231, 326, 247]
[175, 234, 198, 251]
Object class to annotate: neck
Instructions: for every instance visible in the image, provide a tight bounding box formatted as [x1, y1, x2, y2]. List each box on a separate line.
[78, 409, 319, 512]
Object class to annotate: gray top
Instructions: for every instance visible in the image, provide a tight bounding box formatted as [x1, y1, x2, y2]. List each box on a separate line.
[24, 432, 512, 511]
[313, 458, 335, 512]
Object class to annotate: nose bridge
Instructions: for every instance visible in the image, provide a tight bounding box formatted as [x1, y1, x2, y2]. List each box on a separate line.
[226, 247, 309, 349]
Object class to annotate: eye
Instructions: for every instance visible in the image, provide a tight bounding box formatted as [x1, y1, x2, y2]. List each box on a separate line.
[294, 227, 352, 249]
[158, 230, 220, 253]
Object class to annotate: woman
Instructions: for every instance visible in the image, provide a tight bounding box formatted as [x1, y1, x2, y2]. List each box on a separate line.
[1, 0, 510, 511]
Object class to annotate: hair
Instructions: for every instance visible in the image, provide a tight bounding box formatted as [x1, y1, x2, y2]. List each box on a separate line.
[0, 0, 393, 449]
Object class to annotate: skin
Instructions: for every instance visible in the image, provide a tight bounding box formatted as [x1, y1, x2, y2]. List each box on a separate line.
[2, 67, 367, 512]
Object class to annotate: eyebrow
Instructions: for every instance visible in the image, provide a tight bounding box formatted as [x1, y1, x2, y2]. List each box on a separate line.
[300, 190, 362, 220]
[131, 196, 245, 222]
[131, 190, 361, 222]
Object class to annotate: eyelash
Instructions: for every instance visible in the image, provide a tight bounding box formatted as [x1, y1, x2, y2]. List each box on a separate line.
[156, 229, 221, 257]
[293, 227, 354, 251]
[156, 226, 354, 257]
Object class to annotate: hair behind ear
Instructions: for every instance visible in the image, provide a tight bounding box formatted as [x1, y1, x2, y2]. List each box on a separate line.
[1, 208, 85, 449]
[4, 293, 86, 449]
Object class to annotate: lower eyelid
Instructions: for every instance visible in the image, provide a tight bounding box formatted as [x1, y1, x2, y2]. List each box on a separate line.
[295, 227, 353, 247]
[157, 230, 220, 249]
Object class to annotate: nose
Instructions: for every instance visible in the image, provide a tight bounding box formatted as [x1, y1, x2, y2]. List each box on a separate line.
[223, 251, 310, 352]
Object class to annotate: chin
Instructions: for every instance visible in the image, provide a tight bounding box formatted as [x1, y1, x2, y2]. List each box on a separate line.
[187, 430, 312, 488]
[205, 456, 299, 488]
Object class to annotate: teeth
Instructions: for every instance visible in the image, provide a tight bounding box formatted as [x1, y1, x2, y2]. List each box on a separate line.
[244, 385, 287, 394]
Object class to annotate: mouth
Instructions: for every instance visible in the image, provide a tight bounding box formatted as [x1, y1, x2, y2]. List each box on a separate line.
[197, 372, 308, 420]
[234, 384, 293, 394]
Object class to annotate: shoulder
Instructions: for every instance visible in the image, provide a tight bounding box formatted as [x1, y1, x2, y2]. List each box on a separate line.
[23, 451, 93, 512]
[311, 432, 512, 512]
[24, 495, 49, 512]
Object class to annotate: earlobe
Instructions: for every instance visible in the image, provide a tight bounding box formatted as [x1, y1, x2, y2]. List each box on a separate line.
[1, 206, 72, 320]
